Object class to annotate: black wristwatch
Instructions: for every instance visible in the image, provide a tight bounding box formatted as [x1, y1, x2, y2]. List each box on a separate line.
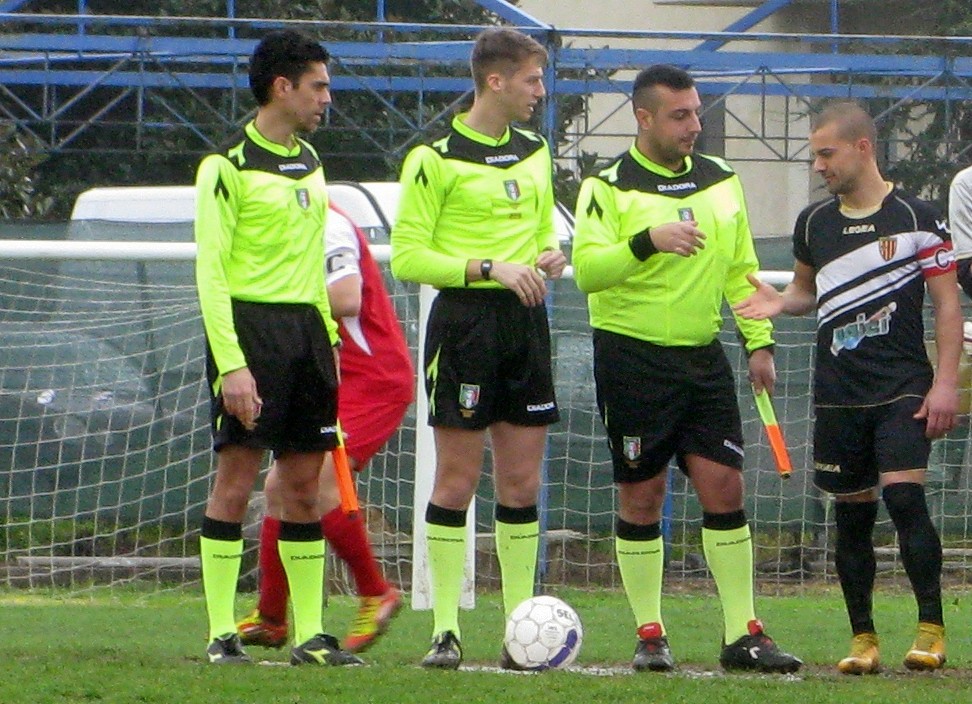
[480, 259, 493, 281]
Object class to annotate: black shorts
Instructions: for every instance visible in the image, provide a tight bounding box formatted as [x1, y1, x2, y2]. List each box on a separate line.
[593, 330, 744, 483]
[424, 288, 559, 430]
[206, 300, 340, 455]
[813, 395, 931, 495]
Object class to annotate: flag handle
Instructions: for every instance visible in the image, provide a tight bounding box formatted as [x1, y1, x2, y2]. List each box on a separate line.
[333, 423, 359, 515]
[753, 387, 793, 479]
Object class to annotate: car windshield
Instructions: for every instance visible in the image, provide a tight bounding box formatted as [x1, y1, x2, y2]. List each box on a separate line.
[0, 323, 148, 397]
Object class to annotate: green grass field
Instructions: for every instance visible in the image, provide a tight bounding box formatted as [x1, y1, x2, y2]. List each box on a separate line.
[1, 586, 970, 704]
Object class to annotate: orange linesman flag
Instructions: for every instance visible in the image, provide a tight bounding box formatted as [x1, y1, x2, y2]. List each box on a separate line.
[753, 388, 793, 479]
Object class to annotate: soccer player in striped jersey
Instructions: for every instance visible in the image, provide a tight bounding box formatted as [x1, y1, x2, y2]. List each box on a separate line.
[391, 27, 566, 670]
[237, 204, 413, 654]
[948, 164, 972, 298]
[736, 100, 962, 674]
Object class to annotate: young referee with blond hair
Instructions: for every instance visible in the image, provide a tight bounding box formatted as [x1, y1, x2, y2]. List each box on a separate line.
[392, 27, 566, 670]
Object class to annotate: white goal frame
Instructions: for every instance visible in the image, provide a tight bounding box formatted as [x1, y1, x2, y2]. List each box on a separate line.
[0, 237, 800, 607]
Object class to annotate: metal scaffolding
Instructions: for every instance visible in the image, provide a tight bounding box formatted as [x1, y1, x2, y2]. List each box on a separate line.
[1, 2, 971, 168]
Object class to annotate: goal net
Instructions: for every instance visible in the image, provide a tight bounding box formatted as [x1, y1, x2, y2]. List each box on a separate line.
[2, 226, 971, 598]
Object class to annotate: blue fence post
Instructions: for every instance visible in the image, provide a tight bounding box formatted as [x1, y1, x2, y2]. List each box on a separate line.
[661, 464, 674, 565]
[536, 278, 555, 590]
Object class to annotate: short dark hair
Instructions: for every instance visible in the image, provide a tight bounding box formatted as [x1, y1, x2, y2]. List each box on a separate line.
[632, 64, 695, 112]
[812, 100, 877, 145]
[470, 27, 547, 93]
[249, 30, 330, 106]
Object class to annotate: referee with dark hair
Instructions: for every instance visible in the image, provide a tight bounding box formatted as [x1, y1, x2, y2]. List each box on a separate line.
[194, 29, 360, 667]
[572, 64, 802, 674]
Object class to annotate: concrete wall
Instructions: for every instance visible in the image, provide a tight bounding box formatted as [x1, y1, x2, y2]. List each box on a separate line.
[516, 1, 920, 237]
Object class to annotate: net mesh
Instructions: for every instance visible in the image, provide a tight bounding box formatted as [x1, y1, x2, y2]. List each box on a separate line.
[2, 225, 971, 596]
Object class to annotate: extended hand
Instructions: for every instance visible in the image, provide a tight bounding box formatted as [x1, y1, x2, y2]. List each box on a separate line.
[733, 273, 784, 320]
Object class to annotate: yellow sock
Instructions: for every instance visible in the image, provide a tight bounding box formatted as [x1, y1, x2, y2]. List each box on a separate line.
[427, 521, 466, 640]
[278, 537, 326, 645]
[616, 535, 665, 632]
[495, 518, 539, 617]
[703, 524, 756, 643]
[199, 535, 243, 641]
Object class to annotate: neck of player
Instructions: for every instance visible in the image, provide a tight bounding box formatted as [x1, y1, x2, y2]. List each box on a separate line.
[840, 167, 889, 211]
[636, 137, 687, 173]
[253, 108, 298, 150]
[463, 101, 511, 141]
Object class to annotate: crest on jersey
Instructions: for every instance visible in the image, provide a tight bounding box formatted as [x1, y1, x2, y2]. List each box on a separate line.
[459, 383, 480, 412]
[296, 188, 310, 210]
[622, 435, 641, 462]
[504, 179, 521, 201]
[878, 236, 897, 261]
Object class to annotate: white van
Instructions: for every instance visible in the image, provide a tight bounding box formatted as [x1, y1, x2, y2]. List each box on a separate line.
[325, 180, 575, 248]
[71, 182, 575, 249]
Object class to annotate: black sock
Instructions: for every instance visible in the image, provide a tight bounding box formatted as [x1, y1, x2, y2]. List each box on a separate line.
[835, 500, 878, 635]
[883, 483, 944, 626]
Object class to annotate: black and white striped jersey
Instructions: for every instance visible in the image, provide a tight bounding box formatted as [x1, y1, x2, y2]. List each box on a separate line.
[793, 188, 954, 407]
[948, 165, 972, 298]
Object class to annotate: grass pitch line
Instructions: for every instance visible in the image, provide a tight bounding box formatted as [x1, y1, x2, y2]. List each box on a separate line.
[458, 664, 806, 680]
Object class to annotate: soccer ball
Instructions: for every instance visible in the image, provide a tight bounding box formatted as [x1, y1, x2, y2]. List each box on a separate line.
[503, 595, 583, 670]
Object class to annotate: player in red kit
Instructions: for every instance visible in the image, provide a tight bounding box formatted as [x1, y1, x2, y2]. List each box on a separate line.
[238, 204, 415, 653]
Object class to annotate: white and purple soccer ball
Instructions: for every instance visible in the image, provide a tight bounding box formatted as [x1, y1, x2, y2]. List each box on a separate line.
[503, 595, 583, 670]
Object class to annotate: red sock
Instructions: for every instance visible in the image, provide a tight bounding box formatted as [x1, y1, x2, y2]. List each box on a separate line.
[321, 507, 388, 597]
[256, 516, 290, 623]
